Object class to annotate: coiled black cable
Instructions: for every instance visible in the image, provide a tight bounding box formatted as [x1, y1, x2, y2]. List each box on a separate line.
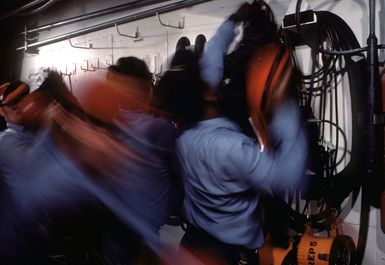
[282, 10, 367, 233]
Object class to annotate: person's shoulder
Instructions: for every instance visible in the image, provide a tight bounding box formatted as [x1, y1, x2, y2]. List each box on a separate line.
[0, 129, 33, 156]
[183, 118, 251, 146]
[201, 117, 243, 135]
[147, 114, 177, 132]
[0, 128, 19, 141]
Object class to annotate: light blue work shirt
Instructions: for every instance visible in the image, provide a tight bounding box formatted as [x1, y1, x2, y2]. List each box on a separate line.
[5, 128, 170, 259]
[115, 109, 178, 228]
[176, 100, 308, 250]
[0, 123, 34, 185]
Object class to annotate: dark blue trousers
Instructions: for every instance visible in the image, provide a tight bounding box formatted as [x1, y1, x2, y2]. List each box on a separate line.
[180, 225, 259, 265]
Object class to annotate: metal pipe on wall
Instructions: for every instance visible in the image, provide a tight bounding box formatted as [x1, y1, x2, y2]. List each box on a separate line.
[20, 0, 164, 35]
[365, 0, 384, 206]
[17, 0, 213, 51]
[0, 0, 51, 20]
[17, 0, 61, 16]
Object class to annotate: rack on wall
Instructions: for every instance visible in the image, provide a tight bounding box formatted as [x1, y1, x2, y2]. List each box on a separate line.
[17, 0, 213, 52]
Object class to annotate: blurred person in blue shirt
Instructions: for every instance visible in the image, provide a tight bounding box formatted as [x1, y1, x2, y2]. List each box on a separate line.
[0, 81, 33, 187]
[106, 56, 180, 230]
[0, 74, 112, 265]
[0, 72, 168, 265]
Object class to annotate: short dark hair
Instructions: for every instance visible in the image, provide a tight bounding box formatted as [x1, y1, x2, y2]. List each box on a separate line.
[108, 56, 152, 83]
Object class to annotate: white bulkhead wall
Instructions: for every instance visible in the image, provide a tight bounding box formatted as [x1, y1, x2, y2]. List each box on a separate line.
[18, 0, 385, 264]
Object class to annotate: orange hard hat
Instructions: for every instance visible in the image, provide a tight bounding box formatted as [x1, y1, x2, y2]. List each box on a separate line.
[0, 81, 30, 106]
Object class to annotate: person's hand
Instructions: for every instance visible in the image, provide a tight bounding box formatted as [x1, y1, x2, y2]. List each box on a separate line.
[230, 1, 272, 23]
[229, 2, 252, 22]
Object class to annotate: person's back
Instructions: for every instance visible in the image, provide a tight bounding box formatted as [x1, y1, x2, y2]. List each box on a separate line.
[177, 116, 263, 244]
[108, 56, 180, 229]
[116, 109, 178, 227]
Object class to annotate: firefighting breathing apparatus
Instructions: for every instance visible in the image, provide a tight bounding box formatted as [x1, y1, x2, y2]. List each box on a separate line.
[259, 224, 356, 265]
[297, 225, 355, 265]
